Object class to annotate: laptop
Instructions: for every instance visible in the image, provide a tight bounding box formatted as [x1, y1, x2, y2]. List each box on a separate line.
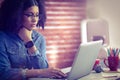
[29, 40, 102, 80]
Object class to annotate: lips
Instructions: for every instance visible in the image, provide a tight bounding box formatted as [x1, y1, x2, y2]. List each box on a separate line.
[31, 24, 36, 26]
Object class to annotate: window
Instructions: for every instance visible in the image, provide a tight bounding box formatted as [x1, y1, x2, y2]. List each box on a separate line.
[37, 0, 86, 68]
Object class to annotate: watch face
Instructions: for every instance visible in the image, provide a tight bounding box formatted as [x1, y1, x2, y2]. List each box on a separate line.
[25, 41, 34, 48]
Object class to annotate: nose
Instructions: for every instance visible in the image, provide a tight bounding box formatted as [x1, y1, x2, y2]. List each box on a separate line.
[31, 17, 38, 22]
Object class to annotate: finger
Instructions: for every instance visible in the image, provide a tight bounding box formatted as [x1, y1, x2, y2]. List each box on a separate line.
[52, 69, 67, 78]
[50, 72, 63, 79]
[57, 70, 67, 77]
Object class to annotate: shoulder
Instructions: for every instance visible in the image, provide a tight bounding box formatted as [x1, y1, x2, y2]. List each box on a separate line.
[0, 31, 6, 36]
[0, 31, 9, 45]
[0, 31, 17, 42]
[0, 31, 7, 40]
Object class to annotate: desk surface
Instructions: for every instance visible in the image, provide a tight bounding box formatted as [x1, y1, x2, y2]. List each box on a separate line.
[80, 71, 120, 80]
[29, 68, 120, 80]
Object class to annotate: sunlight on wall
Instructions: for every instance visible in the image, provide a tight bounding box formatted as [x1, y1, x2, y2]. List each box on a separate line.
[48, 45, 59, 67]
[37, 0, 86, 68]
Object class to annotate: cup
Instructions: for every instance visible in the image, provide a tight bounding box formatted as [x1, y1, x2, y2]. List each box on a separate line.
[104, 56, 119, 71]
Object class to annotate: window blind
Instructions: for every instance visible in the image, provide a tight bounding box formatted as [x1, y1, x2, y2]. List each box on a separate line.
[37, 0, 86, 68]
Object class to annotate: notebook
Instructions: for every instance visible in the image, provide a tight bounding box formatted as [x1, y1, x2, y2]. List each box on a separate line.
[29, 40, 103, 80]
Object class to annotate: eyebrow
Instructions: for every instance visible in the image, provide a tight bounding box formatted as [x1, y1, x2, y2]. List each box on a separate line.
[24, 12, 39, 14]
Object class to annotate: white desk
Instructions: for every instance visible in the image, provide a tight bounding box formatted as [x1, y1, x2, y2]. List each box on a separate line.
[29, 68, 120, 80]
[80, 71, 120, 80]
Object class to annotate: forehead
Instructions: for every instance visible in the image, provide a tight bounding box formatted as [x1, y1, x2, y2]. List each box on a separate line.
[24, 5, 39, 13]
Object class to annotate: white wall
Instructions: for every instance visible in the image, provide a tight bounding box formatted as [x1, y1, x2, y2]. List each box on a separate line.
[87, 0, 120, 48]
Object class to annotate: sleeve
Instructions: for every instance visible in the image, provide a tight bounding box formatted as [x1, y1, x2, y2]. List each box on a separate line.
[0, 39, 25, 80]
[29, 35, 49, 69]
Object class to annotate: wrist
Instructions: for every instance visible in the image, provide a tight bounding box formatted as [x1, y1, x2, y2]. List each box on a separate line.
[22, 69, 28, 79]
[27, 45, 38, 55]
[23, 69, 41, 78]
[25, 41, 34, 48]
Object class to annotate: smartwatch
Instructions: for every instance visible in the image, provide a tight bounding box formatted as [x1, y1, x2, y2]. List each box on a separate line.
[25, 41, 34, 48]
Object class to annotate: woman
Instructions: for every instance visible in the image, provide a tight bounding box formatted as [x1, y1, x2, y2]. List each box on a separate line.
[0, 0, 66, 80]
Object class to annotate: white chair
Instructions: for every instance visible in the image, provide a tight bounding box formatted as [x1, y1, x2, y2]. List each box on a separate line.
[81, 19, 109, 59]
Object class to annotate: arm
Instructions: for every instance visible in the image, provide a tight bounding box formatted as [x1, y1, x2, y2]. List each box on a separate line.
[0, 37, 23, 80]
[28, 35, 49, 69]
[18, 28, 48, 69]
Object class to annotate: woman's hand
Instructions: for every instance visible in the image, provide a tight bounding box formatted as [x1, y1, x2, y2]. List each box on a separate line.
[39, 68, 67, 79]
[18, 27, 32, 42]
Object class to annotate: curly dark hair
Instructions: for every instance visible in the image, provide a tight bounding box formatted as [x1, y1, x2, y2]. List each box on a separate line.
[0, 0, 46, 33]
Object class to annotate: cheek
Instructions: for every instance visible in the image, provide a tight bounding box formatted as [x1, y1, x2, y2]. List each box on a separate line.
[22, 18, 31, 26]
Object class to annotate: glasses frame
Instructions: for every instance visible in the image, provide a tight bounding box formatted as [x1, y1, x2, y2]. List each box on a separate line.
[23, 13, 42, 20]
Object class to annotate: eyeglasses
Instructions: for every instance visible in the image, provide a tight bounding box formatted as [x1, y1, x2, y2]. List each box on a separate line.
[24, 13, 42, 19]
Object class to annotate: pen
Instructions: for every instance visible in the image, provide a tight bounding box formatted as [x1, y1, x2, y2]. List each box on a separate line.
[103, 75, 117, 78]
[110, 48, 114, 57]
[115, 48, 119, 56]
[107, 48, 110, 56]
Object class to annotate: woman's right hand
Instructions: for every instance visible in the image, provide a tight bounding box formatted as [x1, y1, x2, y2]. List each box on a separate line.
[18, 27, 32, 43]
[39, 68, 67, 79]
